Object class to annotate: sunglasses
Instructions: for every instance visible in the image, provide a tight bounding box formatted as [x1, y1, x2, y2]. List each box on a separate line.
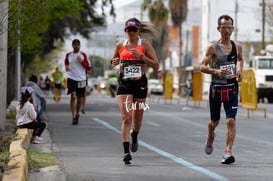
[219, 26, 234, 30]
[126, 27, 139, 32]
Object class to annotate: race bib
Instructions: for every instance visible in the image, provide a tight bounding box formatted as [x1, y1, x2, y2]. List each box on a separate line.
[220, 62, 236, 79]
[77, 80, 86, 88]
[123, 65, 142, 80]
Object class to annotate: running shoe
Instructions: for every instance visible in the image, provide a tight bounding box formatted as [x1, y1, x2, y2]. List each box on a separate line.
[205, 135, 214, 154]
[31, 137, 47, 144]
[123, 153, 132, 165]
[221, 150, 235, 164]
[130, 131, 138, 152]
[72, 117, 77, 125]
[75, 114, 79, 124]
[72, 114, 79, 125]
[36, 137, 46, 142]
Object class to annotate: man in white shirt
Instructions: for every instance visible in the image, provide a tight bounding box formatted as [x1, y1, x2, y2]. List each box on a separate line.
[64, 39, 91, 125]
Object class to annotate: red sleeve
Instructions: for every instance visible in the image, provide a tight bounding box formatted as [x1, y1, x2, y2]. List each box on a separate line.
[64, 52, 70, 67]
[81, 52, 91, 70]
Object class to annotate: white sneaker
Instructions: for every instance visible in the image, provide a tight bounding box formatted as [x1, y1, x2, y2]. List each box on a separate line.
[36, 137, 46, 141]
[32, 137, 47, 144]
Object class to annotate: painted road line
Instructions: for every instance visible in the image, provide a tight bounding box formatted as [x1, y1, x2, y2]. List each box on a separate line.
[93, 117, 229, 181]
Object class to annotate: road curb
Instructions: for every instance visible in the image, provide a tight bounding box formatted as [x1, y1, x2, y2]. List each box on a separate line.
[2, 128, 31, 181]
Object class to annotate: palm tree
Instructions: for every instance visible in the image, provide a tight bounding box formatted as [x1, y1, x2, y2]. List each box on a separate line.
[169, 0, 188, 95]
[141, 0, 169, 79]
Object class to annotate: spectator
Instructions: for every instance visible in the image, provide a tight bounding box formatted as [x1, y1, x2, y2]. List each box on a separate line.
[38, 76, 44, 89]
[26, 75, 46, 121]
[45, 75, 51, 94]
[16, 86, 47, 144]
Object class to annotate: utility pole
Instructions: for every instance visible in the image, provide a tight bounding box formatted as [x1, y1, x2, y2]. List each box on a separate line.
[0, 1, 8, 127]
[16, 20, 21, 100]
[234, 0, 238, 41]
[262, 0, 266, 50]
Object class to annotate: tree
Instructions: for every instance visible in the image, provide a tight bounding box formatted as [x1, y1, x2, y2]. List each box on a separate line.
[141, 0, 169, 79]
[169, 0, 188, 95]
[6, 0, 85, 103]
[5, 0, 115, 104]
[90, 55, 109, 77]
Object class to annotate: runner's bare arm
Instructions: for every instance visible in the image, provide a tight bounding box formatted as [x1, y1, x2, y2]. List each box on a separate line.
[142, 41, 159, 70]
[236, 43, 243, 82]
[200, 44, 218, 75]
[111, 42, 122, 67]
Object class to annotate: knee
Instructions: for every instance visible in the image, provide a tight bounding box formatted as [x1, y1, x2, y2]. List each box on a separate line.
[40, 122, 46, 129]
[122, 116, 131, 126]
[71, 93, 77, 99]
[209, 120, 219, 128]
[226, 118, 235, 128]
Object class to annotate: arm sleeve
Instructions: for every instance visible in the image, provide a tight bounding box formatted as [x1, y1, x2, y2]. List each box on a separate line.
[64, 53, 70, 67]
[81, 52, 91, 70]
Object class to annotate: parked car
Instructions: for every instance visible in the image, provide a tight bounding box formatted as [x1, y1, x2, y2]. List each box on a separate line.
[88, 77, 98, 89]
[148, 79, 163, 95]
[86, 78, 96, 95]
[99, 79, 107, 90]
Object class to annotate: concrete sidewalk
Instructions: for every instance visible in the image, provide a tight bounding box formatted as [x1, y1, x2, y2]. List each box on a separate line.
[28, 127, 66, 181]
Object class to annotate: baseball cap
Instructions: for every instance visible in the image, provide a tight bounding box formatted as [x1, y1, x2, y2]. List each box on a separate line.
[124, 18, 141, 31]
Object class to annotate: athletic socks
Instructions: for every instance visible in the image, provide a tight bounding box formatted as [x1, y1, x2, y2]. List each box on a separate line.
[131, 130, 139, 143]
[123, 142, 130, 154]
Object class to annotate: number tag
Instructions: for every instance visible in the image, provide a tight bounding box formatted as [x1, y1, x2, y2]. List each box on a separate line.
[123, 65, 141, 80]
[220, 63, 236, 79]
[77, 80, 86, 88]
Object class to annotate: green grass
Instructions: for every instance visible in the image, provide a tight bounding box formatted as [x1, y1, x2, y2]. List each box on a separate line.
[0, 150, 9, 159]
[6, 110, 16, 119]
[0, 150, 9, 165]
[27, 149, 57, 172]
[0, 150, 10, 178]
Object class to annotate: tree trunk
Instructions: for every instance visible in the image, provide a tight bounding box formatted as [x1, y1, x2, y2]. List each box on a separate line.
[178, 24, 183, 95]
[0, 1, 8, 127]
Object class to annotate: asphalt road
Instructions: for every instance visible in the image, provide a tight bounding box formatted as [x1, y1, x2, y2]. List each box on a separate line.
[45, 92, 273, 181]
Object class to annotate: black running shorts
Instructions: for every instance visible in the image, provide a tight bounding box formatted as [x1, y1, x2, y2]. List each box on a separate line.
[117, 73, 147, 99]
[67, 78, 86, 97]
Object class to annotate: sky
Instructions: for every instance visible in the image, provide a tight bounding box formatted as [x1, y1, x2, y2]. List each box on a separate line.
[106, 0, 273, 42]
[103, 0, 147, 23]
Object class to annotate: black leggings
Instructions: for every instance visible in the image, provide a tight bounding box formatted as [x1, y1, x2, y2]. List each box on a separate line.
[18, 121, 46, 137]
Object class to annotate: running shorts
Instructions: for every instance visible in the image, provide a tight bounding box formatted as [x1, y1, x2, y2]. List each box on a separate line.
[117, 73, 147, 99]
[67, 78, 86, 97]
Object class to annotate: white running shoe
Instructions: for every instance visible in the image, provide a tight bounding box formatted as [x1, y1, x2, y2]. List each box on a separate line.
[32, 137, 47, 144]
